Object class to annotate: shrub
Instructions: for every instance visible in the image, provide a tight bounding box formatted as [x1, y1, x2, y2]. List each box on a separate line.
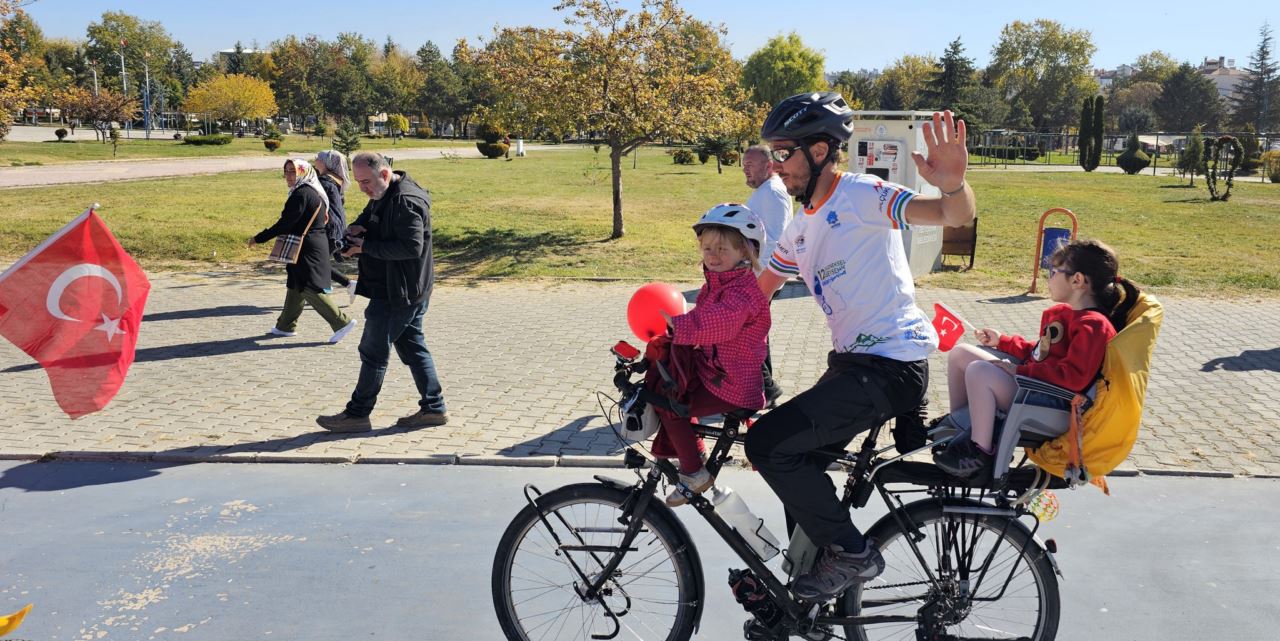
[1262, 150, 1280, 184]
[1238, 125, 1262, 176]
[313, 121, 328, 138]
[172, 132, 183, 140]
[263, 139, 281, 151]
[1117, 134, 1150, 174]
[263, 122, 283, 141]
[719, 150, 740, 166]
[476, 141, 509, 158]
[182, 134, 234, 145]
[476, 120, 505, 144]
[697, 150, 710, 164]
[1021, 147, 1041, 161]
[415, 127, 432, 139]
[54, 128, 68, 141]
[670, 148, 695, 165]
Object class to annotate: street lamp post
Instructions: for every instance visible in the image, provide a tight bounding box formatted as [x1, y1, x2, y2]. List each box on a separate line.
[118, 38, 130, 138]
[143, 51, 152, 140]
[87, 60, 98, 96]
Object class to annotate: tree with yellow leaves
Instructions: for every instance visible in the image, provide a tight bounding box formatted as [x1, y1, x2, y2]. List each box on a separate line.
[483, 0, 753, 238]
[183, 73, 278, 126]
[0, 0, 35, 141]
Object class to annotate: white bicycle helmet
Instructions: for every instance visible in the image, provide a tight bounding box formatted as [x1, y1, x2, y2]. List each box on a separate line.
[692, 203, 765, 251]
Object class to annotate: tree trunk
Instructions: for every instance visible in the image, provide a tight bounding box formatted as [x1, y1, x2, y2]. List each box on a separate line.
[715, 155, 722, 174]
[610, 145, 625, 239]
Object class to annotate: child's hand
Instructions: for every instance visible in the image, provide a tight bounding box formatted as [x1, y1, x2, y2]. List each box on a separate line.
[975, 328, 1001, 347]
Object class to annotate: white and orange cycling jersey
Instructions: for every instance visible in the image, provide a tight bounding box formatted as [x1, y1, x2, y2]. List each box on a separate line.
[767, 171, 938, 361]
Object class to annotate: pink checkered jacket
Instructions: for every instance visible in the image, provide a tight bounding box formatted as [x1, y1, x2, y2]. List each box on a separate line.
[670, 265, 771, 409]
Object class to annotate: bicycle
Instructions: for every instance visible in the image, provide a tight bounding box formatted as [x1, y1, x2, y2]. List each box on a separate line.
[491, 341, 1067, 641]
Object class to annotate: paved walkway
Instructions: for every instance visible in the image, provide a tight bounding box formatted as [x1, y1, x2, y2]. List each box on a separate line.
[1, 272, 1277, 476]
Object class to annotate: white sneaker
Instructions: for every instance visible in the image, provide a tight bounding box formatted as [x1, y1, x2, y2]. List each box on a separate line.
[664, 468, 714, 507]
[346, 281, 358, 306]
[268, 327, 296, 337]
[328, 319, 358, 344]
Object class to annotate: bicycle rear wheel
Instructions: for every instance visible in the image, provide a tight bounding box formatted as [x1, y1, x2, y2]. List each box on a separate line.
[491, 482, 700, 641]
[840, 500, 1060, 641]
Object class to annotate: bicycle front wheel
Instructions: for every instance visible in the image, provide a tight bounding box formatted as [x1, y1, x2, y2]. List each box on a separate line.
[840, 500, 1060, 641]
[491, 482, 700, 641]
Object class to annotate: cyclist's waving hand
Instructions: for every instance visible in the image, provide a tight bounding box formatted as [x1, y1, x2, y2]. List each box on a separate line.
[903, 109, 975, 227]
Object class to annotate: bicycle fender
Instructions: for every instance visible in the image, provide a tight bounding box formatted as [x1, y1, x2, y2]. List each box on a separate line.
[939, 500, 1063, 579]
[592, 475, 708, 633]
[1033, 533, 1063, 579]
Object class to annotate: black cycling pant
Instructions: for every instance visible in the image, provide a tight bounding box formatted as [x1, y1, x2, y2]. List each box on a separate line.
[745, 352, 928, 549]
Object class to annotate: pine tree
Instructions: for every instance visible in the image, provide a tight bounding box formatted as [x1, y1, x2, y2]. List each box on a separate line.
[1090, 95, 1105, 170]
[1079, 97, 1095, 171]
[1231, 23, 1280, 132]
[332, 119, 362, 158]
[923, 37, 976, 111]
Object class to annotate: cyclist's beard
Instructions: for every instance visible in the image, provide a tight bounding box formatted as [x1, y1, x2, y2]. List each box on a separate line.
[779, 163, 811, 198]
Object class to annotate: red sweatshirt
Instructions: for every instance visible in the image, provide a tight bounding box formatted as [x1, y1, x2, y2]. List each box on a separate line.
[996, 304, 1116, 393]
[670, 266, 771, 409]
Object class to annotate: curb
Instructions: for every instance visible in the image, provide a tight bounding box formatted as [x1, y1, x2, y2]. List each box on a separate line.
[1, 450, 1273, 478]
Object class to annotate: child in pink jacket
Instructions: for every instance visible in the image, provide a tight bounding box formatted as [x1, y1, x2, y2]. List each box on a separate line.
[649, 203, 772, 506]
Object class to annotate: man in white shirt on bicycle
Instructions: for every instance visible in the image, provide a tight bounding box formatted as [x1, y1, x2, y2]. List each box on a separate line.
[747, 91, 975, 602]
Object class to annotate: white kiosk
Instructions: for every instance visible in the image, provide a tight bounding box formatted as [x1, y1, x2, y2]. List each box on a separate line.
[848, 111, 944, 277]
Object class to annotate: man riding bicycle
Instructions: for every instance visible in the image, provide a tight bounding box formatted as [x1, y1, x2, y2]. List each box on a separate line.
[746, 92, 975, 602]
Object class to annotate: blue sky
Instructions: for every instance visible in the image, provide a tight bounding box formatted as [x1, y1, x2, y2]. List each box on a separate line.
[20, 0, 1280, 72]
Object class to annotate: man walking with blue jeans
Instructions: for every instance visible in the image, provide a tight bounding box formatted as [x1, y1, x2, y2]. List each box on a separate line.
[316, 152, 447, 432]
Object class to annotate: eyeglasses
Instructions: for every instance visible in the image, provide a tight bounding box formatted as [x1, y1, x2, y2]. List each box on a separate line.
[768, 144, 804, 163]
[1049, 267, 1076, 279]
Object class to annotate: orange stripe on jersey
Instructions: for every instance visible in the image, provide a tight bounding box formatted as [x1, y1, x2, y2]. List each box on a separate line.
[803, 171, 844, 215]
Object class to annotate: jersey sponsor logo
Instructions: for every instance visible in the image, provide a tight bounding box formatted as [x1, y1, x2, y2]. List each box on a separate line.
[812, 273, 847, 316]
[794, 233, 807, 255]
[904, 322, 932, 342]
[845, 333, 889, 351]
[825, 210, 841, 228]
[816, 259, 847, 286]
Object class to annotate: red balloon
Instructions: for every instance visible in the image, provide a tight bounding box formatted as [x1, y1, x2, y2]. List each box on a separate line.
[627, 282, 687, 342]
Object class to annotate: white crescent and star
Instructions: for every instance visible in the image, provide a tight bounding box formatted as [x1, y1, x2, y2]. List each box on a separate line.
[45, 263, 127, 342]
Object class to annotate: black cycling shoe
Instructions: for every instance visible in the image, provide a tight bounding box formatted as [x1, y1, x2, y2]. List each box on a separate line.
[933, 437, 994, 479]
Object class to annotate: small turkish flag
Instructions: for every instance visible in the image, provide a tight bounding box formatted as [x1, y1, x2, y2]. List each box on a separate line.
[0, 208, 150, 417]
[931, 303, 966, 352]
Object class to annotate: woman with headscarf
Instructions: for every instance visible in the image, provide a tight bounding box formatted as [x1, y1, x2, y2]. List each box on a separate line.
[248, 158, 358, 344]
[314, 149, 357, 305]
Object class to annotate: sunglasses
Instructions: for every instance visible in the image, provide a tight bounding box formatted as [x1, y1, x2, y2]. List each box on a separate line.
[768, 144, 804, 163]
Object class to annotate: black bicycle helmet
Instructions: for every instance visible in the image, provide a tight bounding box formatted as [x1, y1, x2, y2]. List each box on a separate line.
[760, 91, 855, 207]
[760, 91, 854, 143]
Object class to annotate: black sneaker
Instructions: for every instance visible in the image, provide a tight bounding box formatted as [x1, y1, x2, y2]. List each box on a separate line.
[933, 437, 993, 478]
[791, 539, 885, 602]
[316, 411, 372, 433]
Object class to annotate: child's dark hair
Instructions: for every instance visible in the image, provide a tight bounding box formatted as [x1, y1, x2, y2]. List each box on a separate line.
[1049, 239, 1141, 331]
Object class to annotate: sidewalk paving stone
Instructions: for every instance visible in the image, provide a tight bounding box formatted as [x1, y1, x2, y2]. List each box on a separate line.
[0, 271, 1278, 477]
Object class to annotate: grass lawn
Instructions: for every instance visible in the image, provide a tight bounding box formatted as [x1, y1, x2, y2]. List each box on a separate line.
[0, 146, 1277, 295]
[0, 135, 471, 165]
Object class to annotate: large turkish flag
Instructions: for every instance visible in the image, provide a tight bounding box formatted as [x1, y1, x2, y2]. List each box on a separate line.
[0, 209, 150, 417]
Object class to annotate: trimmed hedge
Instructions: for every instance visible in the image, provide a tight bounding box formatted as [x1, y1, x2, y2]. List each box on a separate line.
[1117, 134, 1150, 175]
[973, 145, 1040, 161]
[477, 142, 509, 158]
[264, 139, 281, 151]
[670, 148, 695, 165]
[182, 134, 234, 146]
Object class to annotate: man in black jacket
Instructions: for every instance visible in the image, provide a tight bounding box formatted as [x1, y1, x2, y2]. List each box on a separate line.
[316, 152, 447, 432]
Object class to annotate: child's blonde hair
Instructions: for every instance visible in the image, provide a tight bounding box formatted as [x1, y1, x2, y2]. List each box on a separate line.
[697, 224, 760, 273]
